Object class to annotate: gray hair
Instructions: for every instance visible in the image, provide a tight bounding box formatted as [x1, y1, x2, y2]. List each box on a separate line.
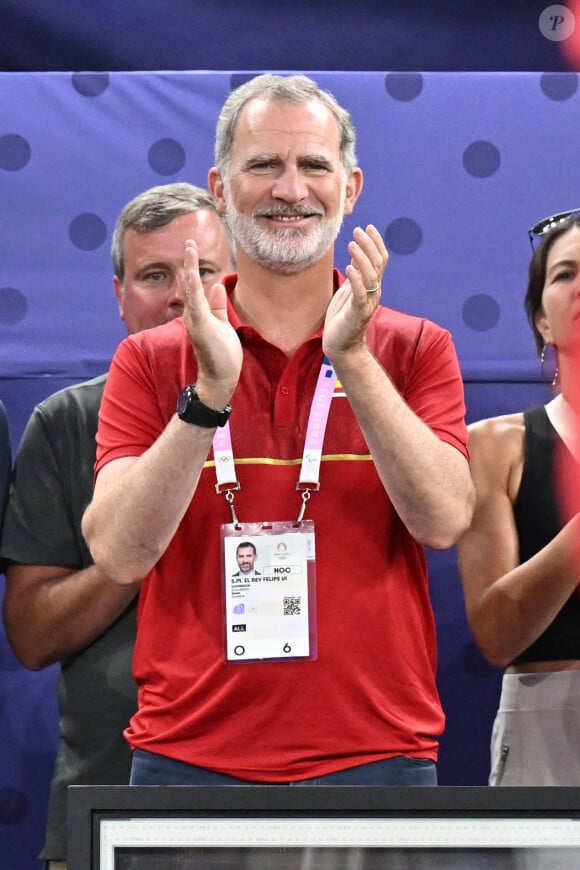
[111, 182, 234, 279]
[214, 74, 358, 177]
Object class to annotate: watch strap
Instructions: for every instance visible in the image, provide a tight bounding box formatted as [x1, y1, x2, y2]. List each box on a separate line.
[177, 384, 231, 428]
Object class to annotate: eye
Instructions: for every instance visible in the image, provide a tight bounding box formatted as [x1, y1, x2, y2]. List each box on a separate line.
[554, 269, 576, 282]
[144, 270, 167, 284]
[306, 161, 330, 173]
[248, 161, 275, 172]
[198, 264, 221, 282]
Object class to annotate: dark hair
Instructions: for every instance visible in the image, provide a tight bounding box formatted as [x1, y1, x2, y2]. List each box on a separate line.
[236, 541, 256, 556]
[525, 216, 580, 355]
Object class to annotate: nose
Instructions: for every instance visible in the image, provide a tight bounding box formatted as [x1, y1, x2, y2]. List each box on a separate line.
[271, 165, 308, 202]
[168, 278, 184, 308]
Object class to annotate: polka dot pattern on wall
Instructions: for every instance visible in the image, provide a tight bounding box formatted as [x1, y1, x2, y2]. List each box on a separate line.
[462, 141, 501, 178]
[384, 72, 423, 101]
[540, 71, 578, 99]
[68, 214, 108, 251]
[462, 294, 501, 332]
[2, 70, 575, 386]
[148, 138, 187, 175]
[0, 70, 566, 379]
[71, 72, 110, 97]
[0, 287, 27, 325]
[383, 218, 423, 255]
[0, 134, 31, 171]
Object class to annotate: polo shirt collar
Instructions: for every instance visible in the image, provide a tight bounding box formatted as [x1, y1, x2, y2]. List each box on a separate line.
[223, 269, 345, 340]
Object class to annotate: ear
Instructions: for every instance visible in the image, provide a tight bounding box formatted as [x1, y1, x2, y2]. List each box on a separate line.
[208, 167, 227, 214]
[342, 167, 364, 217]
[534, 307, 553, 346]
[113, 276, 126, 322]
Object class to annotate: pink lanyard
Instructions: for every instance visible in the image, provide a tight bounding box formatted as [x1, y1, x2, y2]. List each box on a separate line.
[212, 357, 337, 523]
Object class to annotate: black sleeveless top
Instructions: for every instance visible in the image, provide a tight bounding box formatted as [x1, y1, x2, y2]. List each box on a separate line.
[511, 404, 580, 665]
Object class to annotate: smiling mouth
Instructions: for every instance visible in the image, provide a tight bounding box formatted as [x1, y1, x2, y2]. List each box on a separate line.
[261, 214, 319, 230]
[256, 207, 323, 222]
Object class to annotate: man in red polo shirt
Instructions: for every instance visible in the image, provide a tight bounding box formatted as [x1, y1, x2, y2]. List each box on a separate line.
[83, 73, 474, 787]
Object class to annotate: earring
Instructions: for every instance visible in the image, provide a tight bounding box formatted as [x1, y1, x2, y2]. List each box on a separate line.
[540, 342, 560, 391]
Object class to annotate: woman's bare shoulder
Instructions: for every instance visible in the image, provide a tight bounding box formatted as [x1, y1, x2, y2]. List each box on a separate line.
[468, 411, 527, 500]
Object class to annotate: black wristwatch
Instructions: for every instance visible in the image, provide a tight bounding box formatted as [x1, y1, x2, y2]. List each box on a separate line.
[176, 384, 232, 428]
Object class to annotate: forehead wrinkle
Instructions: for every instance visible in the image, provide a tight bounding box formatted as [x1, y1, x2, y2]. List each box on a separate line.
[234, 100, 340, 154]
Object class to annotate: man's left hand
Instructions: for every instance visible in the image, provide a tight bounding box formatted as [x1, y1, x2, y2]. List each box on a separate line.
[322, 224, 388, 359]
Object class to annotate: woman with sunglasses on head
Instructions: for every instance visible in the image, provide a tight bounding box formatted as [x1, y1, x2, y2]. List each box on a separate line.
[457, 210, 580, 786]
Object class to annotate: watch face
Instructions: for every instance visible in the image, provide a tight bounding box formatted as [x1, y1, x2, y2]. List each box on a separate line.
[177, 387, 191, 416]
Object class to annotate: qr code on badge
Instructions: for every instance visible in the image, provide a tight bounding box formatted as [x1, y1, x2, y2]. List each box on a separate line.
[283, 596, 301, 616]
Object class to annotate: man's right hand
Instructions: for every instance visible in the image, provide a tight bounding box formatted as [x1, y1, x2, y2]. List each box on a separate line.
[182, 239, 242, 409]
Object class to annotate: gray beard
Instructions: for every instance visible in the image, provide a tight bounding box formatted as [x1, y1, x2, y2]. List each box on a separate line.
[224, 196, 345, 275]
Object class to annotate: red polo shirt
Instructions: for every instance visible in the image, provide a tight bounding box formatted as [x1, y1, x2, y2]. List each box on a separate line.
[95, 272, 468, 778]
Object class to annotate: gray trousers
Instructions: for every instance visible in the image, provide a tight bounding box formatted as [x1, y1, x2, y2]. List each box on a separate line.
[490, 669, 580, 786]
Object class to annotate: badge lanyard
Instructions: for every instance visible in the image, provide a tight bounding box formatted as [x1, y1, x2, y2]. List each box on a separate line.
[212, 356, 337, 523]
[217, 356, 335, 663]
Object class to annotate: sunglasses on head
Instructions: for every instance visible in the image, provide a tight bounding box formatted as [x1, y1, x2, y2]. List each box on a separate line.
[528, 208, 580, 251]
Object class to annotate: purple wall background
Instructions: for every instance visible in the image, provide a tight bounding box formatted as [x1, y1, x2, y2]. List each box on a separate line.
[1, 3, 579, 867]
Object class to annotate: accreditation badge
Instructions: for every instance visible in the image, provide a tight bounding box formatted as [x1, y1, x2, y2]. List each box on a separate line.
[222, 520, 317, 663]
